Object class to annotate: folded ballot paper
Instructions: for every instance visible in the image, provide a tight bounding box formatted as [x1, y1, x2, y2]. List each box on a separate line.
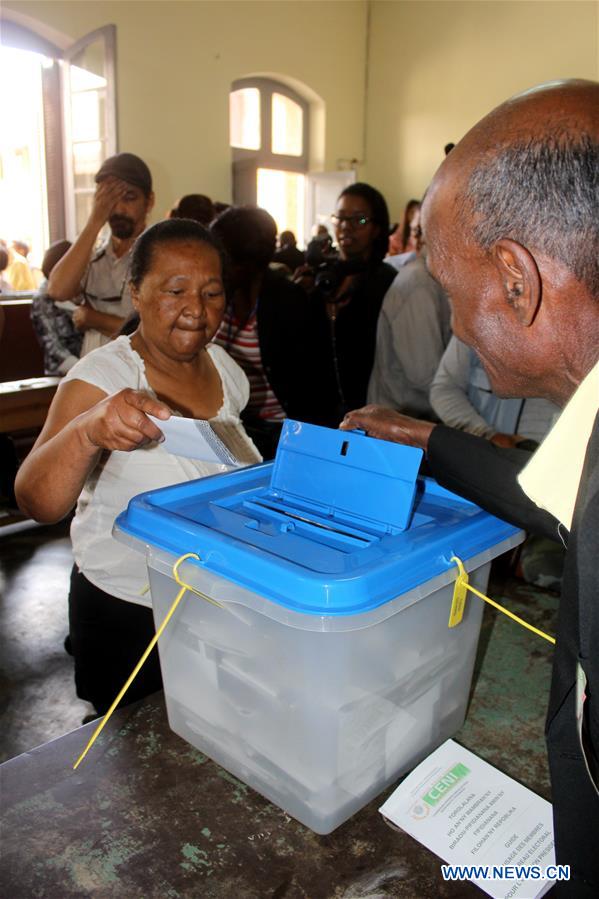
[379, 740, 560, 899]
[149, 414, 240, 466]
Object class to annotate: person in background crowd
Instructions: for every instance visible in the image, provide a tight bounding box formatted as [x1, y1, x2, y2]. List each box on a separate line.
[169, 194, 214, 226]
[342, 80, 599, 894]
[315, 223, 332, 239]
[16, 218, 260, 717]
[48, 152, 155, 356]
[305, 183, 397, 427]
[211, 206, 316, 459]
[273, 230, 305, 274]
[388, 198, 421, 256]
[31, 240, 83, 376]
[367, 249, 451, 418]
[387, 224, 402, 257]
[430, 335, 564, 591]
[12, 240, 43, 286]
[213, 201, 231, 218]
[386, 204, 423, 272]
[430, 335, 559, 448]
[0, 245, 12, 293]
[4, 240, 38, 291]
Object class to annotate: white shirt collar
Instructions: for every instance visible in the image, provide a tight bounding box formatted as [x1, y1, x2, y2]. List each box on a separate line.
[517, 360, 599, 529]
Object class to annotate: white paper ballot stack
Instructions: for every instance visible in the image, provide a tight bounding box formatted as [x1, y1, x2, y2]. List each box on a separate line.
[379, 740, 557, 899]
[149, 415, 241, 466]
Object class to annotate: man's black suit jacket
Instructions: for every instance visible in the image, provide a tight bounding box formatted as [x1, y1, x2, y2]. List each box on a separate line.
[427, 417, 599, 896]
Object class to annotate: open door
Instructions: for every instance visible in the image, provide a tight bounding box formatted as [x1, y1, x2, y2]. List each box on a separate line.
[61, 25, 117, 240]
[304, 170, 356, 239]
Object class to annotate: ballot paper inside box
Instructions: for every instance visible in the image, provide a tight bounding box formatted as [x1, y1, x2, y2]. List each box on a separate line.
[114, 420, 523, 834]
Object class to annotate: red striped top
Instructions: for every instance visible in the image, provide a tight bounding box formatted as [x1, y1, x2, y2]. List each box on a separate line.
[214, 308, 286, 422]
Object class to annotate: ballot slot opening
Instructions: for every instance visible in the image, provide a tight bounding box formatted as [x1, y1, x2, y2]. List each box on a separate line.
[240, 496, 377, 547]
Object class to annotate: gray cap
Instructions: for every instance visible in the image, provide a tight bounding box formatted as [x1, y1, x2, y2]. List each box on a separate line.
[95, 153, 152, 195]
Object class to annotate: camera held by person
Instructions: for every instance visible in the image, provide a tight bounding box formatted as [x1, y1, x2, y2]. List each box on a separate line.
[305, 233, 364, 302]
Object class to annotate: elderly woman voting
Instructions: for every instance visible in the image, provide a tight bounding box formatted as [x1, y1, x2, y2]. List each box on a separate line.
[16, 219, 260, 716]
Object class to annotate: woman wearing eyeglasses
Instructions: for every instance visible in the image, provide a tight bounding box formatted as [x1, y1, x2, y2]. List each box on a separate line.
[306, 183, 397, 427]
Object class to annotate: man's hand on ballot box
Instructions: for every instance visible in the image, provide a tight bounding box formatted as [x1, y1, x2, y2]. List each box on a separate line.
[341, 405, 435, 451]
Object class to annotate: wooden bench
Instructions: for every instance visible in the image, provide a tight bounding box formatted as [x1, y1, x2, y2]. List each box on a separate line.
[0, 377, 60, 527]
[0, 377, 60, 432]
[0, 298, 45, 381]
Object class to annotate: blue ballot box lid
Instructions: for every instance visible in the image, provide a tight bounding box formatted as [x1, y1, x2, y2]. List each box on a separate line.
[114, 421, 521, 616]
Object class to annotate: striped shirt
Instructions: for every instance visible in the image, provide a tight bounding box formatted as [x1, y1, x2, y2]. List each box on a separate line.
[214, 307, 286, 422]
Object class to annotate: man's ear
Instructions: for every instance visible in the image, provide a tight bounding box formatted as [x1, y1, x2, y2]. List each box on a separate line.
[146, 191, 156, 216]
[130, 282, 140, 311]
[493, 239, 541, 326]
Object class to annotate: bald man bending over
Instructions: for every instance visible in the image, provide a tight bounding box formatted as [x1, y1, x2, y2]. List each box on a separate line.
[343, 80, 599, 895]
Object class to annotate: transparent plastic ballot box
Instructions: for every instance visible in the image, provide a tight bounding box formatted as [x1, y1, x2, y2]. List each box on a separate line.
[114, 420, 523, 834]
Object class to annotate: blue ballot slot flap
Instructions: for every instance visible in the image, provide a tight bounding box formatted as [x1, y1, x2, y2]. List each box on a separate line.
[267, 420, 423, 535]
[114, 420, 522, 616]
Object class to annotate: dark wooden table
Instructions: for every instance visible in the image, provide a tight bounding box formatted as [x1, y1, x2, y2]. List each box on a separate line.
[0, 573, 557, 898]
[0, 377, 60, 432]
[0, 298, 45, 381]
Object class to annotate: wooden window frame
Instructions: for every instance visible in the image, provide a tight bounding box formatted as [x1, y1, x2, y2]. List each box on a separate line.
[0, 19, 117, 243]
[231, 77, 309, 174]
[231, 77, 309, 207]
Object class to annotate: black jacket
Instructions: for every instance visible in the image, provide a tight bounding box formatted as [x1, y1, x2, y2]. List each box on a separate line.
[428, 421, 599, 896]
[252, 269, 317, 422]
[273, 246, 305, 273]
[308, 261, 397, 427]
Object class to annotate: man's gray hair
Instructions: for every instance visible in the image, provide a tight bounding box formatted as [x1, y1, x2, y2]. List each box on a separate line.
[463, 131, 599, 296]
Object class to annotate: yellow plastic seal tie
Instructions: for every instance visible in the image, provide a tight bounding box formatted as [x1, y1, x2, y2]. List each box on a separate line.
[449, 555, 556, 645]
[73, 551, 222, 770]
[173, 558, 224, 609]
[448, 555, 469, 627]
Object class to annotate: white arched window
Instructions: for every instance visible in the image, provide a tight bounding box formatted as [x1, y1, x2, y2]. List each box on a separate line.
[230, 77, 309, 246]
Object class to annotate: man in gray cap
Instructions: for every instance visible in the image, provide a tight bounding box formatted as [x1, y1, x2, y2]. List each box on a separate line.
[48, 152, 154, 355]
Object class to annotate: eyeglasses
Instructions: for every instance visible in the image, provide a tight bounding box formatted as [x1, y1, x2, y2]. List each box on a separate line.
[330, 213, 372, 228]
